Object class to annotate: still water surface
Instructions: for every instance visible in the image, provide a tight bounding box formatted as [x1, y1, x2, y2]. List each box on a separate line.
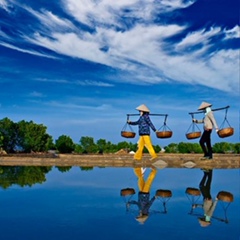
[0, 166, 239, 240]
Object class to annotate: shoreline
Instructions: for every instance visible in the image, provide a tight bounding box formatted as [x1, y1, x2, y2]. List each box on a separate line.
[0, 153, 239, 169]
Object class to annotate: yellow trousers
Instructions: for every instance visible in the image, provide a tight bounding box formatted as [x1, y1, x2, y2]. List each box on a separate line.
[134, 135, 157, 160]
[134, 167, 157, 192]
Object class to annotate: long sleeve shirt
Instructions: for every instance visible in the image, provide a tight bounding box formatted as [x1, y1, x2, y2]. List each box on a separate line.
[128, 192, 156, 215]
[196, 111, 218, 130]
[129, 114, 156, 135]
[203, 199, 218, 220]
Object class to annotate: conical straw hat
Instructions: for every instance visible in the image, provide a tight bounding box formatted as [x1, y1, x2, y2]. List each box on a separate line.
[198, 102, 212, 110]
[198, 218, 211, 227]
[135, 215, 149, 224]
[136, 104, 150, 112]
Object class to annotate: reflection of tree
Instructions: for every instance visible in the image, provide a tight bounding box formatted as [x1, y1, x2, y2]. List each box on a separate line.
[0, 166, 52, 189]
[80, 167, 94, 171]
[55, 166, 72, 172]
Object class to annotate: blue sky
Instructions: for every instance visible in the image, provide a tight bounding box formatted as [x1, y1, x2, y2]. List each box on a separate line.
[0, 0, 239, 145]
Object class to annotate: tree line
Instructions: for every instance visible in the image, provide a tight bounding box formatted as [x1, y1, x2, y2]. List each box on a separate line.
[0, 117, 239, 154]
[0, 166, 93, 189]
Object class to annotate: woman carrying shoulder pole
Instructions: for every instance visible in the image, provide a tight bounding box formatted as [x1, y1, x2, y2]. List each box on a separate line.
[193, 102, 219, 159]
[128, 104, 158, 161]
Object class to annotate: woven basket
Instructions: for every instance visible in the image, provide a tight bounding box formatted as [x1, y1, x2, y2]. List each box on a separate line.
[156, 131, 173, 139]
[186, 131, 201, 140]
[155, 189, 172, 198]
[218, 127, 234, 138]
[217, 191, 234, 202]
[185, 187, 201, 196]
[121, 131, 136, 138]
[120, 188, 135, 196]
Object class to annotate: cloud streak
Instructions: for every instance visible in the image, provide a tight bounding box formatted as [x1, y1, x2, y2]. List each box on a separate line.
[0, 0, 238, 93]
[0, 0, 239, 144]
[35, 78, 114, 87]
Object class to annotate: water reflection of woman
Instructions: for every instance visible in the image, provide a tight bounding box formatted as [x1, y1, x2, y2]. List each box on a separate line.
[127, 167, 157, 224]
[194, 169, 218, 227]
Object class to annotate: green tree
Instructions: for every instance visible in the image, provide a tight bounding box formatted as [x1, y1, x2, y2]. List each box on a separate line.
[0, 118, 18, 153]
[96, 138, 113, 153]
[116, 141, 131, 151]
[74, 144, 84, 153]
[96, 138, 106, 150]
[105, 140, 117, 153]
[212, 142, 232, 153]
[97, 139, 120, 153]
[79, 136, 98, 153]
[233, 143, 240, 153]
[165, 143, 178, 153]
[18, 120, 53, 152]
[155, 144, 162, 153]
[55, 135, 75, 153]
[0, 134, 3, 148]
[178, 142, 188, 153]
[178, 142, 202, 153]
[46, 136, 56, 150]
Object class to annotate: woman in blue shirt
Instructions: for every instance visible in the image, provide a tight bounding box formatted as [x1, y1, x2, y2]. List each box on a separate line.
[128, 104, 157, 161]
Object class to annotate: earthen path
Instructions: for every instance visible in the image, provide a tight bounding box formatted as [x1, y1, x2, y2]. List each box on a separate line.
[0, 153, 239, 169]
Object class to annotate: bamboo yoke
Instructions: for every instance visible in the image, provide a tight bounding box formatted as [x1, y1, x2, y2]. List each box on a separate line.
[121, 106, 234, 140]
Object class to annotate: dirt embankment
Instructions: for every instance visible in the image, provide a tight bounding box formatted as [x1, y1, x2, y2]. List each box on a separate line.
[0, 153, 239, 169]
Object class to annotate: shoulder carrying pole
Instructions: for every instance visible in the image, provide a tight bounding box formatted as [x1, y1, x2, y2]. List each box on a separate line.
[188, 106, 230, 115]
[127, 113, 168, 117]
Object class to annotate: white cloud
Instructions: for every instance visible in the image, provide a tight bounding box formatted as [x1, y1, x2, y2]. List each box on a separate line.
[29, 91, 44, 97]
[24, 6, 77, 32]
[75, 80, 114, 87]
[64, 0, 153, 27]
[1, 0, 238, 94]
[34, 78, 113, 87]
[63, 0, 195, 27]
[151, 48, 238, 92]
[28, 32, 111, 65]
[224, 25, 239, 39]
[45, 100, 112, 112]
[157, 0, 196, 10]
[176, 27, 222, 50]
[0, 42, 56, 58]
[22, 1, 237, 93]
[0, 0, 10, 12]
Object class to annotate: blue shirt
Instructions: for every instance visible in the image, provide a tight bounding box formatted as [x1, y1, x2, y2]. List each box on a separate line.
[128, 192, 156, 215]
[129, 114, 156, 135]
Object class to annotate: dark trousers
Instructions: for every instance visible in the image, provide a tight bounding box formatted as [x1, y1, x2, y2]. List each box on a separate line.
[199, 170, 213, 199]
[199, 129, 212, 158]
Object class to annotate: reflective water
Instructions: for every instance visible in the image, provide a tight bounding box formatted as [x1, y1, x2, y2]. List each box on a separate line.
[0, 166, 239, 240]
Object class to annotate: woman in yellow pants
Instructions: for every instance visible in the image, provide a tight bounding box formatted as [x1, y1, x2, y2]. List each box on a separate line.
[128, 104, 158, 161]
[127, 167, 158, 224]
